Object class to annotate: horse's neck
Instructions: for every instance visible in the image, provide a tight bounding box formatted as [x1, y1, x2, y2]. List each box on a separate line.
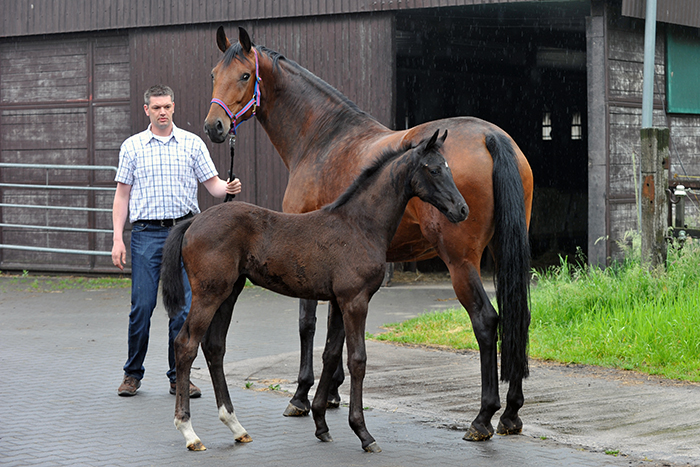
[258, 58, 385, 168]
[339, 158, 412, 247]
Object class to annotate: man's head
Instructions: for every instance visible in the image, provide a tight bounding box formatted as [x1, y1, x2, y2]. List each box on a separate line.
[144, 85, 175, 136]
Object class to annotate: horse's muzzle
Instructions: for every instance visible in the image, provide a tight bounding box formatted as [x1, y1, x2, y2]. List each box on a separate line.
[204, 117, 228, 144]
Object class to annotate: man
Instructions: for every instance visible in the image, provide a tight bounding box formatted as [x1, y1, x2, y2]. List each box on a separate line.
[112, 84, 241, 397]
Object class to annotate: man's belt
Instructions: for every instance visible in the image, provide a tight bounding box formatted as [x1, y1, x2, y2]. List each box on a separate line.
[135, 212, 193, 228]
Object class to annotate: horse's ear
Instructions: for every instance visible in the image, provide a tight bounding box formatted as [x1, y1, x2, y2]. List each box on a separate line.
[216, 26, 231, 53]
[425, 129, 440, 150]
[239, 27, 252, 53]
[439, 129, 448, 145]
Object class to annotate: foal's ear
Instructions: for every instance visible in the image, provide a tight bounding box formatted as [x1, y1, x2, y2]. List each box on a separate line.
[216, 26, 231, 53]
[239, 27, 253, 53]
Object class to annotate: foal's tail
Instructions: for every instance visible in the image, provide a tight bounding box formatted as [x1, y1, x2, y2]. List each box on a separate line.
[486, 132, 531, 382]
[161, 218, 195, 320]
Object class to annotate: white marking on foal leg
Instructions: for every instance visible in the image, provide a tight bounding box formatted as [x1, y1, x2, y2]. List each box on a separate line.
[218, 405, 252, 442]
[174, 418, 205, 451]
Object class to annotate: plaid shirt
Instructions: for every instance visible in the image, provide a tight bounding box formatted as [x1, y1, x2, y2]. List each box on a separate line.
[115, 123, 218, 223]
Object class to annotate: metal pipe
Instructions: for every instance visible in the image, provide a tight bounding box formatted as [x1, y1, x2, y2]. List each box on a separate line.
[641, 0, 658, 129]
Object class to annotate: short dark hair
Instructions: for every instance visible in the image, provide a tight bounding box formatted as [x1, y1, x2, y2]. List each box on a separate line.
[144, 84, 175, 106]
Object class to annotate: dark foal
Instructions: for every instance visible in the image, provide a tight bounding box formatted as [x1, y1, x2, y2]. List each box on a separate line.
[204, 27, 533, 442]
[162, 131, 467, 452]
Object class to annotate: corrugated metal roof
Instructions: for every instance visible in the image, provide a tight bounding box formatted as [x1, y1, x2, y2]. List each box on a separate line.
[622, 0, 700, 29]
[2, 0, 569, 38]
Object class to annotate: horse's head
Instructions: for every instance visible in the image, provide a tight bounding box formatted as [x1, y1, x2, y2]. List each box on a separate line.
[410, 130, 468, 224]
[204, 27, 260, 143]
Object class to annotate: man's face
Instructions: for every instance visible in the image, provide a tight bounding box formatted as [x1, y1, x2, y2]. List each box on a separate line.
[144, 95, 175, 135]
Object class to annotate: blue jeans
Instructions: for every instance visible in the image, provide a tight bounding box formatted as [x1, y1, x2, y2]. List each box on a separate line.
[123, 222, 191, 383]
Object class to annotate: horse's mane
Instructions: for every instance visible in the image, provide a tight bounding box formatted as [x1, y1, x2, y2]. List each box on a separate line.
[222, 43, 285, 70]
[223, 42, 365, 116]
[323, 140, 414, 212]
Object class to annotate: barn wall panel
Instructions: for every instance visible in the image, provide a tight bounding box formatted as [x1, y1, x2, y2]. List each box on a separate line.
[0, 34, 129, 272]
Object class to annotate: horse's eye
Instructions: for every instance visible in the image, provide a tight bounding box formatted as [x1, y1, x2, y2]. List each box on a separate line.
[211, 73, 215, 81]
[241, 73, 251, 81]
[429, 167, 440, 175]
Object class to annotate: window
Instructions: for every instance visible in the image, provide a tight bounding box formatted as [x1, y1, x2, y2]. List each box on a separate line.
[571, 112, 582, 140]
[666, 29, 700, 114]
[542, 111, 552, 141]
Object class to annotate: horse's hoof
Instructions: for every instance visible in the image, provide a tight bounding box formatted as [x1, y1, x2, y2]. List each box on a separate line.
[187, 441, 206, 451]
[326, 397, 341, 409]
[363, 441, 382, 453]
[236, 433, 253, 443]
[316, 432, 333, 443]
[497, 417, 523, 436]
[283, 402, 309, 417]
[463, 423, 494, 442]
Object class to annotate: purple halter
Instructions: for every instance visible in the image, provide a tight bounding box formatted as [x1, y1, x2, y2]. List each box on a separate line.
[210, 47, 261, 135]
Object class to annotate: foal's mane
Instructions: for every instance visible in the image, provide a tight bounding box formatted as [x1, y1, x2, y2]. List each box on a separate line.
[323, 140, 414, 212]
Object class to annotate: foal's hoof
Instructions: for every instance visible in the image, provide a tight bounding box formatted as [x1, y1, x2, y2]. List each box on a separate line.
[316, 432, 333, 443]
[463, 422, 494, 442]
[363, 441, 382, 453]
[283, 402, 310, 417]
[236, 434, 253, 443]
[497, 417, 523, 436]
[187, 441, 206, 451]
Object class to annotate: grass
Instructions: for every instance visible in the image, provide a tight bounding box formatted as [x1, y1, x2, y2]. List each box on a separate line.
[370, 235, 700, 383]
[0, 271, 131, 292]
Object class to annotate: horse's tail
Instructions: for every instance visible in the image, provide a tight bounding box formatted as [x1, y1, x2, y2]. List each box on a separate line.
[161, 218, 195, 319]
[486, 132, 531, 382]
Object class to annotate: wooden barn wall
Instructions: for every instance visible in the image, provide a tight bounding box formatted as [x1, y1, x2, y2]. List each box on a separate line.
[0, 34, 130, 272]
[604, 16, 700, 260]
[129, 13, 395, 213]
[2, 0, 536, 38]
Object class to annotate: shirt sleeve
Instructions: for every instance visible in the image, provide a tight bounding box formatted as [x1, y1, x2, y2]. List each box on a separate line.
[192, 136, 219, 183]
[114, 139, 136, 185]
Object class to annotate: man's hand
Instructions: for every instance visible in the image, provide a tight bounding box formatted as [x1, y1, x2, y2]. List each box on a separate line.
[112, 239, 127, 271]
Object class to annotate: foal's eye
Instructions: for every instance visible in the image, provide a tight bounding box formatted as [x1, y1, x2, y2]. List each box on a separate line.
[241, 73, 251, 81]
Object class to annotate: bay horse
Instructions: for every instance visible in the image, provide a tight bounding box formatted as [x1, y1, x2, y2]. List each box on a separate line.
[162, 131, 467, 452]
[204, 27, 533, 442]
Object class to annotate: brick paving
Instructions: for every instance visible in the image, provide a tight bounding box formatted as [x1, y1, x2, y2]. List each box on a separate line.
[0, 277, 686, 466]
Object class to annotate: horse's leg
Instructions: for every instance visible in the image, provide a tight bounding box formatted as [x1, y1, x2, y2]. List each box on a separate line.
[200, 276, 252, 444]
[284, 298, 318, 416]
[449, 263, 502, 441]
[311, 300, 345, 443]
[340, 296, 380, 452]
[497, 378, 524, 435]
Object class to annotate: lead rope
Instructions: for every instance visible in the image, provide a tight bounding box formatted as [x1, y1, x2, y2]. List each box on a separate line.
[224, 134, 236, 202]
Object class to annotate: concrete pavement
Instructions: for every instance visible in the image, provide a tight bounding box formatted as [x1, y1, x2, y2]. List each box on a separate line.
[0, 275, 697, 466]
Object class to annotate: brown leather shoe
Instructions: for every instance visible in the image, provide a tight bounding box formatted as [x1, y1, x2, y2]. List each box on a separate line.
[170, 381, 202, 398]
[118, 375, 141, 397]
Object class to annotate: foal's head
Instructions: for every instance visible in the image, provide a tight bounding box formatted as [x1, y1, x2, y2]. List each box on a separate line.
[407, 130, 469, 224]
[325, 130, 468, 224]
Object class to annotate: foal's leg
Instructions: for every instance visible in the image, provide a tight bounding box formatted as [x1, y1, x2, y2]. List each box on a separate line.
[450, 263, 503, 441]
[311, 300, 345, 442]
[285, 299, 317, 416]
[287, 300, 346, 417]
[340, 297, 379, 452]
[173, 292, 230, 451]
[200, 276, 252, 444]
